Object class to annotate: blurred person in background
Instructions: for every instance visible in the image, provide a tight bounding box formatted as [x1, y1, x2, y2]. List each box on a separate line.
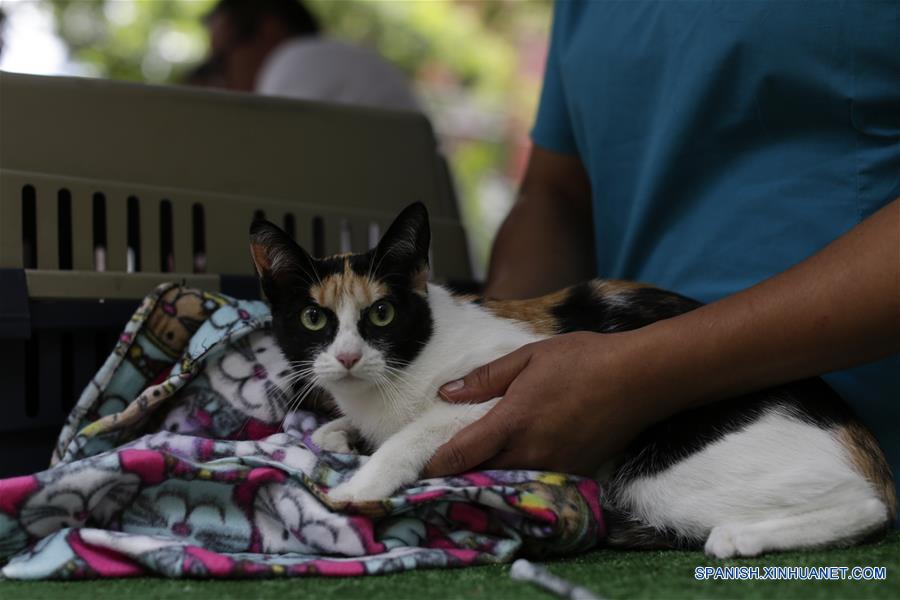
[203, 0, 419, 112]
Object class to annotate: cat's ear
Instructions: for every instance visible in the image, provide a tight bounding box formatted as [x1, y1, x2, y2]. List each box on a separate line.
[374, 202, 430, 292]
[249, 219, 315, 303]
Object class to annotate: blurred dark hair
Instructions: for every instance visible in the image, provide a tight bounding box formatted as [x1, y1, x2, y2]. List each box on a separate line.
[183, 59, 225, 87]
[207, 0, 320, 39]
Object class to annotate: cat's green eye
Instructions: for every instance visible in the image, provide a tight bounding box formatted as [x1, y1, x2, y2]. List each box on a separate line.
[368, 301, 395, 327]
[300, 306, 327, 331]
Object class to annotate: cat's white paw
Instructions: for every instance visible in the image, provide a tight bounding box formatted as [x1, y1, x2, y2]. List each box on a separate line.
[328, 478, 387, 504]
[311, 425, 354, 454]
[704, 525, 764, 559]
[327, 464, 405, 503]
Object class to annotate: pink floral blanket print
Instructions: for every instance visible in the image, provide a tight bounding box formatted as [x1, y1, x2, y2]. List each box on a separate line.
[0, 284, 604, 579]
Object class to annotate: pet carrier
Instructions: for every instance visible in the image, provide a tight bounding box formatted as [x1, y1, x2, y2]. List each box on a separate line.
[0, 72, 471, 477]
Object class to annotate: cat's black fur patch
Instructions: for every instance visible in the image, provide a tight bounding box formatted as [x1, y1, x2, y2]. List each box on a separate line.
[617, 380, 853, 481]
[269, 301, 338, 373]
[552, 283, 702, 334]
[357, 284, 433, 369]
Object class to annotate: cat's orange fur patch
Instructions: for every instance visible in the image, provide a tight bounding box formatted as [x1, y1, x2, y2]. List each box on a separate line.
[480, 288, 571, 335]
[310, 258, 388, 311]
[477, 279, 654, 335]
[589, 279, 647, 296]
[838, 422, 897, 518]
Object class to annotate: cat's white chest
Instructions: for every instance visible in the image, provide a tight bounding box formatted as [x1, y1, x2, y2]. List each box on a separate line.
[412, 286, 546, 393]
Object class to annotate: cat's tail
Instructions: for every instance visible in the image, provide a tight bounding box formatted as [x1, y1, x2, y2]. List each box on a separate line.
[599, 491, 699, 550]
[602, 510, 686, 550]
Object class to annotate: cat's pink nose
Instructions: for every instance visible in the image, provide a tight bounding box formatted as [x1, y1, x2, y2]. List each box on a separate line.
[337, 352, 361, 370]
[252, 364, 268, 380]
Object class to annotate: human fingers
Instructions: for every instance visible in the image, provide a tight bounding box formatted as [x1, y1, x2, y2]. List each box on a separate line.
[438, 345, 533, 404]
[422, 407, 513, 478]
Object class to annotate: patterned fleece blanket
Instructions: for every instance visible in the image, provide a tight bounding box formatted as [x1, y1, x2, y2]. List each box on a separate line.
[0, 284, 604, 579]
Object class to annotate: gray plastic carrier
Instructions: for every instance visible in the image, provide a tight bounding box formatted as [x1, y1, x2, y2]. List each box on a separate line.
[0, 72, 471, 476]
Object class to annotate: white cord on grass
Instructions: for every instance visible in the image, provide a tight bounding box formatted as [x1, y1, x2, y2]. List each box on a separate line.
[510, 559, 606, 600]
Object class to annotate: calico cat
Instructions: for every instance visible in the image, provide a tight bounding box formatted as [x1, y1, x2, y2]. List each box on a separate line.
[249, 202, 895, 558]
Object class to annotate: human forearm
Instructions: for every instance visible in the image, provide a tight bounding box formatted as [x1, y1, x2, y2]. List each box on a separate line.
[485, 146, 595, 299]
[633, 198, 900, 416]
[486, 193, 595, 299]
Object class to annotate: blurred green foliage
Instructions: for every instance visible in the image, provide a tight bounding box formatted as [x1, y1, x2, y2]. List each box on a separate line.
[42, 0, 552, 276]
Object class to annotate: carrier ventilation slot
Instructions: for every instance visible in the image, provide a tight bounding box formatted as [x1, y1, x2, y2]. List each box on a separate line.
[92, 192, 107, 271]
[57, 189, 73, 270]
[283, 213, 296, 240]
[339, 220, 352, 253]
[312, 216, 325, 257]
[160, 200, 174, 272]
[192, 203, 206, 273]
[127, 196, 141, 273]
[368, 221, 381, 249]
[21, 185, 37, 268]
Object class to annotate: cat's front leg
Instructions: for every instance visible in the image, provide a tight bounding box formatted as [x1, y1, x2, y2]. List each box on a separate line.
[328, 400, 497, 503]
[311, 415, 357, 454]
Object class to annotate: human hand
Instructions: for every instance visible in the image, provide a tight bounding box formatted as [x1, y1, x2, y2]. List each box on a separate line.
[423, 331, 666, 478]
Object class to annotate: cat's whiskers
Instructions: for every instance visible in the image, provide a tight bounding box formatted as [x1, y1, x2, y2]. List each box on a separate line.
[365, 247, 377, 283]
[287, 381, 318, 416]
[279, 376, 321, 432]
[281, 360, 317, 387]
[370, 375, 391, 417]
[282, 367, 316, 389]
[372, 372, 408, 425]
[228, 358, 320, 436]
[381, 364, 418, 395]
[374, 368, 420, 423]
[381, 374, 414, 404]
[283, 363, 320, 405]
[286, 359, 316, 372]
[367, 246, 389, 282]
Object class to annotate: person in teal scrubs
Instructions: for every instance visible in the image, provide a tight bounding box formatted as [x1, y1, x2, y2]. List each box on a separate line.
[426, 1, 900, 509]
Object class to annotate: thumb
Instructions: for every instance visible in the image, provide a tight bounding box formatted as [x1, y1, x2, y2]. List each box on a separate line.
[422, 407, 511, 478]
[438, 345, 532, 404]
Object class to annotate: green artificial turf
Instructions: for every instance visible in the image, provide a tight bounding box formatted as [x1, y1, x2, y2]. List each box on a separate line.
[2, 531, 898, 599]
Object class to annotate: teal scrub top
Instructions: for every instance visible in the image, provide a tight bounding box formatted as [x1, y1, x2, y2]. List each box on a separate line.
[532, 0, 900, 505]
